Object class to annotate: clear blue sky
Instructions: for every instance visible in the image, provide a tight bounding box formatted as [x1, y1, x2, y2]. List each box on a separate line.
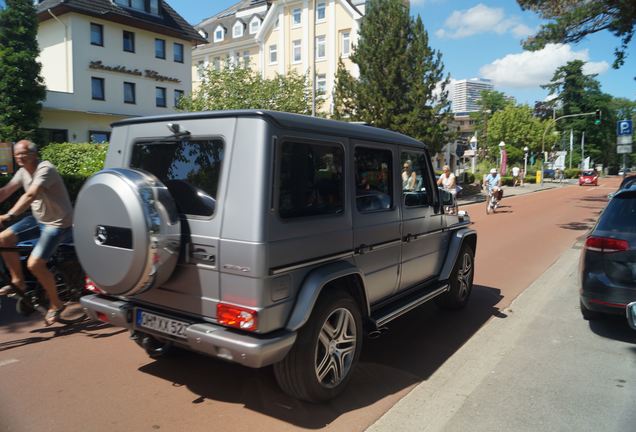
[174, 0, 636, 106]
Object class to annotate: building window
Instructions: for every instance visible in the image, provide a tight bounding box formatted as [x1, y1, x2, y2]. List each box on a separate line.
[90, 23, 103, 46]
[243, 50, 250, 67]
[124, 82, 136, 104]
[156, 87, 167, 107]
[292, 8, 301, 26]
[292, 39, 301, 63]
[89, 131, 110, 144]
[214, 25, 224, 42]
[155, 38, 165, 59]
[269, 44, 277, 64]
[213, 57, 221, 71]
[316, 35, 326, 60]
[249, 17, 260, 34]
[341, 31, 350, 57]
[233, 21, 243, 38]
[197, 60, 205, 79]
[316, 74, 326, 94]
[174, 43, 184, 63]
[91, 77, 105, 100]
[39, 129, 68, 145]
[316, 2, 326, 21]
[123, 30, 135, 52]
[114, 0, 159, 15]
[174, 89, 184, 107]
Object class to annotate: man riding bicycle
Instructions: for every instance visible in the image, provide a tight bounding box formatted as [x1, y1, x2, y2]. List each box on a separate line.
[484, 168, 502, 207]
[0, 140, 73, 326]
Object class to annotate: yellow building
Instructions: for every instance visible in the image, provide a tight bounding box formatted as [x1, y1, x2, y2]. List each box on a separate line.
[192, 0, 366, 114]
[35, 0, 205, 144]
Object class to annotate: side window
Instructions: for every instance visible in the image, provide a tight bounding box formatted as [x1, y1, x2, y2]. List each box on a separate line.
[279, 141, 344, 219]
[401, 151, 430, 207]
[130, 139, 224, 217]
[355, 147, 393, 212]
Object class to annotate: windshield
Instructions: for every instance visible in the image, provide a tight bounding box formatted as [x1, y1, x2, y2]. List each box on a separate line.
[582, 170, 596, 176]
[130, 138, 224, 217]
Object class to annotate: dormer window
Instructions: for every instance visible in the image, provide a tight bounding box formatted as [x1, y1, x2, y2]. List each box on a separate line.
[214, 25, 225, 43]
[114, 0, 159, 16]
[233, 21, 244, 38]
[249, 17, 261, 34]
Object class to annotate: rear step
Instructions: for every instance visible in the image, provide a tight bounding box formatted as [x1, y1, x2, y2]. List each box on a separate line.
[370, 282, 449, 328]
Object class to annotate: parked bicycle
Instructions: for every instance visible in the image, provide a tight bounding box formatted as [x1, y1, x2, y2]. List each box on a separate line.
[0, 240, 87, 325]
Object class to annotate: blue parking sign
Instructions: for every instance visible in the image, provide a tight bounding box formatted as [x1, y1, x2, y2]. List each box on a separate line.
[617, 120, 632, 136]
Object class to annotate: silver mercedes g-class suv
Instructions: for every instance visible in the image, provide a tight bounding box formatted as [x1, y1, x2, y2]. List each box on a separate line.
[76, 110, 476, 402]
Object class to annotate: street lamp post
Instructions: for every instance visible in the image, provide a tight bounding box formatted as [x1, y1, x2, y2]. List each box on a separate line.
[523, 146, 529, 186]
[470, 135, 477, 174]
[498, 141, 505, 173]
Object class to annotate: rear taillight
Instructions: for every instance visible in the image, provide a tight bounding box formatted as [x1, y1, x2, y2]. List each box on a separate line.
[217, 303, 257, 331]
[584, 236, 629, 253]
[85, 277, 105, 294]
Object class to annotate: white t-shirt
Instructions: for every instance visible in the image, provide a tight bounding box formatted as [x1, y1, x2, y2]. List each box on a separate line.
[512, 166, 520, 177]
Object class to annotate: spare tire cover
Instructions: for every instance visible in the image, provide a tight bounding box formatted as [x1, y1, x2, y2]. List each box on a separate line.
[73, 168, 181, 296]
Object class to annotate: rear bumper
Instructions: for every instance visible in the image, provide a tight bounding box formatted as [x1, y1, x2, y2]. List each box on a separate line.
[580, 273, 636, 316]
[80, 294, 296, 368]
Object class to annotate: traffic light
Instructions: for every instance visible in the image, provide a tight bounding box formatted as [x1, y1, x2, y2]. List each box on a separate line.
[594, 109, 601, 125]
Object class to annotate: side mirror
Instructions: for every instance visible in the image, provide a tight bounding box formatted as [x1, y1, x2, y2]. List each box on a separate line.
[627, 302, 636, 330]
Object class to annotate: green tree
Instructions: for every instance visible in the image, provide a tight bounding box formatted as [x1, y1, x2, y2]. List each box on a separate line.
[179, 64, 314, 115]
[518, 0, 635, 73]
[0, 0, 46, 142]
[542, 60, 616, 166]
[486, 104, 557, 164]
[332, 0, 451, 152]
[470, 90, 513, 144]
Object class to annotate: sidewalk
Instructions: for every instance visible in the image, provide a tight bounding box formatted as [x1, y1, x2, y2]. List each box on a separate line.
[456, 180, 572, 206]
[367, 241, 636, 432]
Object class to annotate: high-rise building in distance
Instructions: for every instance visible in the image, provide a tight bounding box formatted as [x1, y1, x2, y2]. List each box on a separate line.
[450, 78, 494, 113]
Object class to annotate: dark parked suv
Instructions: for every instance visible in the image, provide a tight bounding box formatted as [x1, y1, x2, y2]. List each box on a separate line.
[75, 110, 477, 402]
[580, 185, 636, 320]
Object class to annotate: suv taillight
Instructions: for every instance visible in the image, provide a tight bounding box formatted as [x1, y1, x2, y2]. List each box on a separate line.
[85, 277, 105, 294]
[217, 303, 257, 331]
[584, 236, 629, 253]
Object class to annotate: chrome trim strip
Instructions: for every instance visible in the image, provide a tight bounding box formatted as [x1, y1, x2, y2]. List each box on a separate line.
[375, 284, 449, 327]
[270, 251, 355, 275]
[368, 239, 402, 251]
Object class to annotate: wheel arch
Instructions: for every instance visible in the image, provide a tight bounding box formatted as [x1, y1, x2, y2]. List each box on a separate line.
[439, 228, 477, 281]
[286, 260, 368, 332]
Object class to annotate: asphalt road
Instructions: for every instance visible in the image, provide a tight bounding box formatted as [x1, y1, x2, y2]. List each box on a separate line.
[0, 177, 622, 432]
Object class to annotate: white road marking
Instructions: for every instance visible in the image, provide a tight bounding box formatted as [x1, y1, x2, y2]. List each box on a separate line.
[0, 358, 19, 367]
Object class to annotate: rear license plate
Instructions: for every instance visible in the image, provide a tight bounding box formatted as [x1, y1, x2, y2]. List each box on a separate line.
[135, 309, 188, 339]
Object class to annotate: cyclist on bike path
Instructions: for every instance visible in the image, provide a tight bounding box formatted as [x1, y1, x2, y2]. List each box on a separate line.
[484, 168, 502, 196]
[0, 139, 73, 326]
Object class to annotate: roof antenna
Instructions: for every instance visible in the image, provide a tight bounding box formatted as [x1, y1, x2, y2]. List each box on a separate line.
[167, 123, 190, 137]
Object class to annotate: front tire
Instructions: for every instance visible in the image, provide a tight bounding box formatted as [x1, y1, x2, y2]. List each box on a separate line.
[436, 244, 474, 310]
[274, 290, 363, 402]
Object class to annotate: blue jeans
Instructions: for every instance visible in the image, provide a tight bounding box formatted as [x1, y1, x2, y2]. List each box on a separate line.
[8, 215, 73, 260]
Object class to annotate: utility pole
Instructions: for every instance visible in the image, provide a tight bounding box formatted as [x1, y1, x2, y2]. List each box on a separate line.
[311, 0, 316, 117]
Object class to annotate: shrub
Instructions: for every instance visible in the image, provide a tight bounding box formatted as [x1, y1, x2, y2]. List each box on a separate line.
[40, 143, 108, 177]
[564, 168, 580, 178]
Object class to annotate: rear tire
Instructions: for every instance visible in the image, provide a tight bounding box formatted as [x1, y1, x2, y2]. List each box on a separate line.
[274, 290, 362, 402]
[436, 244, 474, 310]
